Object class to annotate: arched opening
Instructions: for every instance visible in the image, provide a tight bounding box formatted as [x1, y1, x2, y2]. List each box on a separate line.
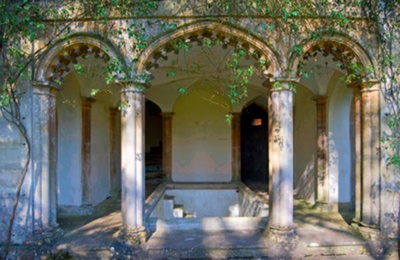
[52, 46, 121, 216]
[143, 26, 273, 183]
[295, 39, 366, 219]
[240, 102, 269, 184]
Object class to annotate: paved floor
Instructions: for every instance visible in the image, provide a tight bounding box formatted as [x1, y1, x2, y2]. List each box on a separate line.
[44, 180, 397, 259]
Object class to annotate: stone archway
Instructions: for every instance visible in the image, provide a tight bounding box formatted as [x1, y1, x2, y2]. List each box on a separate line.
[139, 21, 298, 234]
[31, 34, 126, 234]
[290, 34, 381, 233]
[139, 21, 281, 183]
[137, 20, 282, 77]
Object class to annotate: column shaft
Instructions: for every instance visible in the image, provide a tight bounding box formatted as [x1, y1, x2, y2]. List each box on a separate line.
[110, 107, 120, 195]
[350, 86, 362, 223]
[121, 86, 145, 229]
[231, 113, 241, 182]
[32, 86, 57, 231]
[162, 112, 173, 182]
[313, 96, 329, 206]
[268, 85, 294, 230]
[81, 98, 95, 205]
[360, 85, 381, 227]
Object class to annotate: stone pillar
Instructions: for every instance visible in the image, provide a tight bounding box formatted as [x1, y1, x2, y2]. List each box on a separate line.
[360, 82, 381, 229]
[119, 82, 146, 245]
[32, 82, 61, 240]
[81, 98, 95, 206]
[348, 84, 362, 224]
[110, 107, 120, 196]
[267, 80, 296, 236]
[162, 112, 173, 182]
[312, 96, 331, 211]
[231, 113, 241, 182]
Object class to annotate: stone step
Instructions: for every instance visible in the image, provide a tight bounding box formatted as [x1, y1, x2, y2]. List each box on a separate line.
[184, 212, 196, 218]
[147, 245, 372, 259]
[304, 243, 370, 259]
[173, 204, 184, 218]
[163, 195, 175, 219]
[147, 248, 273, 259]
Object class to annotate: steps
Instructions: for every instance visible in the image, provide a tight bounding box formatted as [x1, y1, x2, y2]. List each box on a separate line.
[163, 195, 185, 219]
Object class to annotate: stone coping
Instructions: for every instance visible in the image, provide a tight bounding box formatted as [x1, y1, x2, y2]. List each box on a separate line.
[144, 181, 269, 231]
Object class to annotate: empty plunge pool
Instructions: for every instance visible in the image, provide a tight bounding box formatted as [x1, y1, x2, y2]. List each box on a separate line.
[144, 182, 269, 231]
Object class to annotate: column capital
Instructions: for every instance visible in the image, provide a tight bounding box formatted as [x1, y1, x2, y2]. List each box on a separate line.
[81, 97, 96, 106]
[348, 79, 380, 92]
[312, 95, 327, 104]
[263, 77, 300, 92]
[109, 106, 119, 112]
[32, 81, 60, 90]
[118, 80, 149, 94]
[162, 112, 174, 118]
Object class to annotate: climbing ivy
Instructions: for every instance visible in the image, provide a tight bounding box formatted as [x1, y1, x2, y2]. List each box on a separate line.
[1, 0, 400, 258]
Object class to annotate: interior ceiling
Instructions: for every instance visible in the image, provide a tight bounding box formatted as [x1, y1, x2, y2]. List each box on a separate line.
[299, 52, 347, 95]
[61, 43, 348, 111]
[146, 44, 267, 112]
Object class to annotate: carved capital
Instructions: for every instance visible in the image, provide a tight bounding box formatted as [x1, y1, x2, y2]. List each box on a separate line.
[264, 77, 300, 92]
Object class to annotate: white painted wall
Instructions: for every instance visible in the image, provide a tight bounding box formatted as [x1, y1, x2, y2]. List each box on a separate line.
[172, 84, 232, 182]
[56, 74, 82, 206]
[328, 81, 353, 205]
[90, 95, 111, 206]
[294, 86, 317, 203]
[165, 189, 239, 217]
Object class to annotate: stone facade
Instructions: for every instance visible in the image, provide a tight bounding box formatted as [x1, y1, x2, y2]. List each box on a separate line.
[0, 0, 399, 248]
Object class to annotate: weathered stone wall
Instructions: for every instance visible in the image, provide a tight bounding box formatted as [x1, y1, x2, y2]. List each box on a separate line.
[0, 0, 397, 244]
[0, 79, 34, 243]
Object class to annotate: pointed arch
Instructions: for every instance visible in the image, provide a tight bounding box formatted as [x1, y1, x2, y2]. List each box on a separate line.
[137, 20, 282, 77]
[34, 33, 127, 85]
[288, 33, 378, 80]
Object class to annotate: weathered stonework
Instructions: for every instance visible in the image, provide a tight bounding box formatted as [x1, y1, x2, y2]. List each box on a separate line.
[0, 2, 397, 253]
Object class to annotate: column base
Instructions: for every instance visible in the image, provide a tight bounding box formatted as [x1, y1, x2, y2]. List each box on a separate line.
[117, 226, 147, 246]
[30, 225, 64, 245]
[265, 226, 298, 258]
[351, 221, 380, 240]
[265, 226, 297, 243]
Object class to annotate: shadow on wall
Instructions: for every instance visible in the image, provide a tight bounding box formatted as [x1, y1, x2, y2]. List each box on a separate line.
[294, 158, 315, 203]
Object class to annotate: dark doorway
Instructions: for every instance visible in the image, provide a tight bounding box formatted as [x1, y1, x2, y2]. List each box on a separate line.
[241, 103, 268, 183]
[145, 100, 163, 178]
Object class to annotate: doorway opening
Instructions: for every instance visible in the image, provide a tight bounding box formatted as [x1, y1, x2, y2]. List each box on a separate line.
[240, 103, 269, 184]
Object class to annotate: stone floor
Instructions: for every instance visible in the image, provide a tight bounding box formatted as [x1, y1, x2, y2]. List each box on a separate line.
[5, 179, 399, 259]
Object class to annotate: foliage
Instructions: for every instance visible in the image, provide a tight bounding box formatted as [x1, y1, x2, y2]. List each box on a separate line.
[360, 0, 400, 168]
[0, 0, 399, 258]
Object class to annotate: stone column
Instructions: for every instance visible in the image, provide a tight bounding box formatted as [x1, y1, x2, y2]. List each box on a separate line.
[231, 113, 241, 182]
[81, 98, 95, 206]
[109, 107, 120, 196]
[267, 80, 296, 236]
[312, 96, 331, 211]
[162, 112, 173, 182]
[348, 84, 362, 224]
[360, 82, 381, 230]
[32, 82, 61, 240]
[119, 82, 146, 245]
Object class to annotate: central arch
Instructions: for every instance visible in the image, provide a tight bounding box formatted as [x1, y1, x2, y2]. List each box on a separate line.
[137, 20, 282, 77]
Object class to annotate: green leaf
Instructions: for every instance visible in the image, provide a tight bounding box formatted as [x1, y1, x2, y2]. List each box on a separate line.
[178, 87, 188, 95]
[91, 89, 99, 96]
